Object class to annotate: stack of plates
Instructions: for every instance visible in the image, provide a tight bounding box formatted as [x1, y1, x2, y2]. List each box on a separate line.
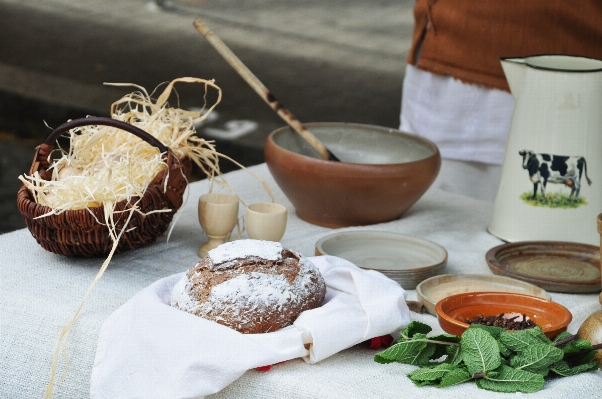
[315, 230, 448, 290]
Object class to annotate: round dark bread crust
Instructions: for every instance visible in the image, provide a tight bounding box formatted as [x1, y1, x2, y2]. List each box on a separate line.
[171, 247, 326, 334]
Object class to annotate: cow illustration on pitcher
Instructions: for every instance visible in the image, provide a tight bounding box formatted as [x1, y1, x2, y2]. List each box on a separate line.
[518, 150, 592, 207]
[490, 55, 602, 244]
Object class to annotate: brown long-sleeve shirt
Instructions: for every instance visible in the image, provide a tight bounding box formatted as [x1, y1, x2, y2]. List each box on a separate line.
[408, 0, 602, 91]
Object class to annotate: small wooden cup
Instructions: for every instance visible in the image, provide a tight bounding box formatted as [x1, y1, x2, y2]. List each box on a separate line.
[198, 193, 239, 257]
[245, 202, 287, 242]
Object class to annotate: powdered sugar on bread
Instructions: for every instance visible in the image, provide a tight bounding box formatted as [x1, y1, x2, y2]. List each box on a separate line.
[170, 275, 201, 314]
[170, 240, 326, 333]
[208, 239, 282, 269]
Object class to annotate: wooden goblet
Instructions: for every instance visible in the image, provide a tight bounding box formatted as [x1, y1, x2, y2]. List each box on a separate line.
[198, 193, 239, 257]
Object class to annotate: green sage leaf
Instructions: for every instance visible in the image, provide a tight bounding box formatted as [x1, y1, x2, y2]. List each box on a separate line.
[499, 327, 549, 352]
[399, 321, 432, 342]
[428, 333, 461, 360]
[445, 344, 463, 366]
[563, 338, 593, 354]
[374, 339, 435, 365]
[438, 366, 472, 387]
[408, 363, 455, 383]
[553, 331, 573, 343]
[509, 343, 564, 373]
[486, 370, 500, 378]
[461, 328, 501, 375]
[468, 322, 511, 358]
[428, 333, 461, 343]
[558, 336, 597, 365]
[468, 324, 505, 339]
[498, 342, 512, 358]
[476, 365, 544, 393]
[550, 360, 600, 376]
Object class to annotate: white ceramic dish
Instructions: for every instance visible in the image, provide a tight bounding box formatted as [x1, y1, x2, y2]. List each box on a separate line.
[415, 273, 552, 316]
[314, 230, 447, 289]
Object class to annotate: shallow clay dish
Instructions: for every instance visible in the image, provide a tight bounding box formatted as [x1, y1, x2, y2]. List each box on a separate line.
[486, 241, 601, 293]
[315, 230, 447, 289]
[435, 292, 572, 339]
[416, 274, 551, 316]
[264, 123, 441, 228]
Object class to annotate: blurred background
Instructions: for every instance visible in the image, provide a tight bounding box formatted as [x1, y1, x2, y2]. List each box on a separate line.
[0, 0, 415, 233]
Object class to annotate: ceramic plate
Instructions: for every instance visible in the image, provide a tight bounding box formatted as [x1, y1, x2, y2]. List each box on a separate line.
[315, 231, 447, 289]
[415, 274, 551, 316]
[486, 241, 601, 293]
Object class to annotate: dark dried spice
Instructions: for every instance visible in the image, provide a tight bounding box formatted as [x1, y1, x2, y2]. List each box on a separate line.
[466, 313, 537, 330]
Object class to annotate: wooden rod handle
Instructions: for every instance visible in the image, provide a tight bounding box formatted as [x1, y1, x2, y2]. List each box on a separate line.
[193, 19, 339, 161]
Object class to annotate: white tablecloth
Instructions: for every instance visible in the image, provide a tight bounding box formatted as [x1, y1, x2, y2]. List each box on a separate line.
[1, 163, 601, 398]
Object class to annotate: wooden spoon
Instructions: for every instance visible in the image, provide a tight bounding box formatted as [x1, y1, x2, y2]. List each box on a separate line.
[193, 18, 340, 162]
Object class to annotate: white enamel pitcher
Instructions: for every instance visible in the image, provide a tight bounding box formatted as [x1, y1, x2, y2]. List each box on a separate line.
[489, 55, 602, 245]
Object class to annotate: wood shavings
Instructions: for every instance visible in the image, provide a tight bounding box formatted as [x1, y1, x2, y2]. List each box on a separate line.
[20, 77, 273, 215]
[19, 78, 217, 213]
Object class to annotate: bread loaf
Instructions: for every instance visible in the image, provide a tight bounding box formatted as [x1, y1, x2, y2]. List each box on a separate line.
[170, 239, 326, 334]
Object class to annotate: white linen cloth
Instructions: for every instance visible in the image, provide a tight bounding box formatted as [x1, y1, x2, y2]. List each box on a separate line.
[400, 65, 513, 201]
[400, 64, 514, 165]
[90, 256, 410, 399]
[430, 159, 502, 202]
[1, 164, 600, 399]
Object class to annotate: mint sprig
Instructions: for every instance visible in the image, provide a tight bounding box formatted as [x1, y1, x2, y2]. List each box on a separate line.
[461, 328, 502, 375]
[374, 321, 601, 393]
[475, 365, 544, 393]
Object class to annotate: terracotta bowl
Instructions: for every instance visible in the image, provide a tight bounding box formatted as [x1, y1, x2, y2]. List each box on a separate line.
[416, 274, 551, 316]
[264, 123, 441, 228]
[435, 292, 572, 339]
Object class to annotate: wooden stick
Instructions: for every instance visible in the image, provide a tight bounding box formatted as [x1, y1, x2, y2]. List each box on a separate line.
[193, 18, 340, 162]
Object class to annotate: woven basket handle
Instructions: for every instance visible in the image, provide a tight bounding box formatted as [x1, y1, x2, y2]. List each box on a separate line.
[24, 116, 189, 212]
[30, 117, 172, 177]
[45, 116, 169, 154]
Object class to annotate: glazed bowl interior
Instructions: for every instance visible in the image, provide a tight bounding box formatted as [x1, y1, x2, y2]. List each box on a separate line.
[271, 123, 437, 164]
[264, 123, 441, 228]
[435, 292, 572, 339]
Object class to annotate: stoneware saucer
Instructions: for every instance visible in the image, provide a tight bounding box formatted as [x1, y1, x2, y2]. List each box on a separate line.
[315, 230, 447, 289]
[486, 241, 601, 293]
[415, 274, 551, 316]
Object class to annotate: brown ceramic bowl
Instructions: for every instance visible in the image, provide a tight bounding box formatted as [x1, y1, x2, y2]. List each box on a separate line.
[264, 123, 441, 228]
[435, 292, 572, 339]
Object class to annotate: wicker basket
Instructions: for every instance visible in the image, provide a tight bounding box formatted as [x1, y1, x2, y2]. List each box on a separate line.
[17, 117, 191, 257]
